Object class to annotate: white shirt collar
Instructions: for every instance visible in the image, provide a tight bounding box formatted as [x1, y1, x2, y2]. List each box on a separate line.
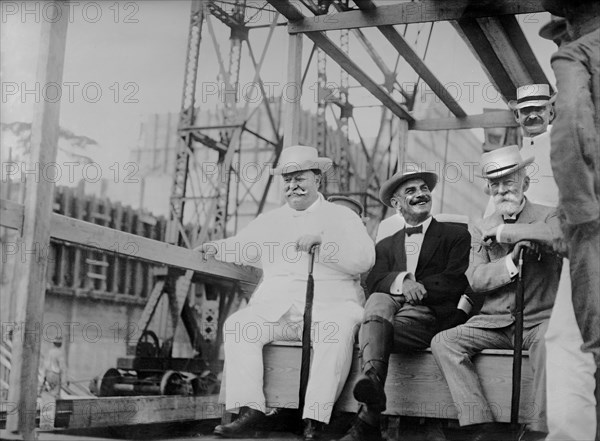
[405, 215, 433, 235]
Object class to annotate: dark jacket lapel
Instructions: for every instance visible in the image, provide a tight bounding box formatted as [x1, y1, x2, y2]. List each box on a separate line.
[416, 218, 441, 274]
[393, 228, 407, 272]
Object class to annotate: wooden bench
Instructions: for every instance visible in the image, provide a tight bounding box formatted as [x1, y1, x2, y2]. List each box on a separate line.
[224, 341, 536, 424]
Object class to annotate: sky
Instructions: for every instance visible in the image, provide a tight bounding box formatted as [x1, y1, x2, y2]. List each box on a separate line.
[1, 1, 559, 170]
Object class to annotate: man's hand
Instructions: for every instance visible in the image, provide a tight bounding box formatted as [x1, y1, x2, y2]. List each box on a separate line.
[194, 242, 219, 259]
[402, 279, 427, 305]
[511, 240, 539, 265]
[482, 226, 499, 243]
[296, 234, 322, 253]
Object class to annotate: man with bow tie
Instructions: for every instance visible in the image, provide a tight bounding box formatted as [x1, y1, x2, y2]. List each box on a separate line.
[431, 145, 563, 441]
[341, 170, 470, 441]
[200, 145, 375, 440]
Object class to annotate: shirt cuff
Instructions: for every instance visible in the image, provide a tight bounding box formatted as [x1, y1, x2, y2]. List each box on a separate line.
[496, 224, 505, 243]
[390, 271, 415, 294]
[505, 255, 519, 278]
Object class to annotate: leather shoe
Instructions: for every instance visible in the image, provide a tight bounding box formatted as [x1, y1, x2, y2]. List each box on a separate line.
[339, 417, 383, 441]
[470, 423, 507, 441]
[303, 418, 321, 440]
[213, 407, 265, 437]
[517, 429, 547, 441]
[423, 419, 448, 441]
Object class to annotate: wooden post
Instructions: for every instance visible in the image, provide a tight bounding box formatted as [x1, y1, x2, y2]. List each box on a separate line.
[6, 2, 69, 438]
[397, 118, 409, 172]
[283, 33, 303, 147]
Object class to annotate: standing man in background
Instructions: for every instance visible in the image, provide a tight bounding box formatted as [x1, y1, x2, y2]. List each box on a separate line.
[42, 336, 68, 399]
[542, 2, 600, 439]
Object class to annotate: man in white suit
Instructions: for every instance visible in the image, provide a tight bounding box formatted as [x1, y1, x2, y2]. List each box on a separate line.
[200, 145, 375, 439]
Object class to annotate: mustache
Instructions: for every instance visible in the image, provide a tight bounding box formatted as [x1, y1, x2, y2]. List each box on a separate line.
[285, 186, 307, 196]
[409, 195, 431, 205]
[524, 115, 544, 126]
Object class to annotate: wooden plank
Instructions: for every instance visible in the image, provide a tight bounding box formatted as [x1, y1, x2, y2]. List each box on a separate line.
[267, 0, 413, 122]
[283, 33, 303, 146]
[410, 110, 518, 131]
[54, 395, 222, 429]
[260, 343, 535, 423]
[453, 18, 516, 101]
[288, 0, 545, 33]
[476, 16, 533, 88]
[5, 3, 69, 437]
[0, 199, 261, 285]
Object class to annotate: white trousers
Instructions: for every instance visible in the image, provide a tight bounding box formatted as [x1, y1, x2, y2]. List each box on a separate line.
[545, 260, 597, 440]
[223, 302, 363, 424]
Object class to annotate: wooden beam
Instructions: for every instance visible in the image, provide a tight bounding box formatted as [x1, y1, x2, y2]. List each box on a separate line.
[476, 16, 533, 88]
[288, 0, 545, 34]
[0, 199, 260, 285]
[267, 0, 414, 122]
[53, 395, 222, 429]
[453, 19, 516, 101]
[410, 110, 519, 131]
[283, 33, 303, 146]
[6, 3, 68, 437]
[498, 15, 553, 92]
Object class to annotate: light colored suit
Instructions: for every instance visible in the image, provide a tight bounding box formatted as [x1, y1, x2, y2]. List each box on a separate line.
[213, 193, 375, 423]
[432, 200, 562, 433]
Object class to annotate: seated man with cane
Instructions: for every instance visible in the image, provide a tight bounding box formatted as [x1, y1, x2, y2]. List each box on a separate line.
[431, 145, 563, 441]
[342, 168, 471, 441]
[199, 145, 375, 440]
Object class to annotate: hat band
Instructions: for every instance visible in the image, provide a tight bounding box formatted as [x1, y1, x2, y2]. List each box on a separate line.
[485, 163, 518, 175]
[517, 95, 550, 104]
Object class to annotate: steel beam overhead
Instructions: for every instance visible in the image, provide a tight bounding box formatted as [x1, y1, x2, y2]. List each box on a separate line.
[288, 0, 545, 33]
[355, 0, 467, 118]
[267, 0, 414, 122]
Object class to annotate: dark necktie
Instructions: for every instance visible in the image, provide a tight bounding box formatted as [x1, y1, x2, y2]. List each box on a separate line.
[405, 225, 423, 236]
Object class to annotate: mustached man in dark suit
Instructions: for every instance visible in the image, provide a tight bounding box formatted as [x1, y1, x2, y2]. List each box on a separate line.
[342, 170, 471, 441]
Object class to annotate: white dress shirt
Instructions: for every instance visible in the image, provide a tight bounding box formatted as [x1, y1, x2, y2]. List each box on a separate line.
[389, 216, 433, 294]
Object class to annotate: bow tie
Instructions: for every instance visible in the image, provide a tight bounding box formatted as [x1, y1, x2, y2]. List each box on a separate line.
[405, 225, 423, 236]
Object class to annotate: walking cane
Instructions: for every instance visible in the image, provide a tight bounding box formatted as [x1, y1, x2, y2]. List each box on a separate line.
[299, 245, 317, 421]
[511, 247, 525, 437]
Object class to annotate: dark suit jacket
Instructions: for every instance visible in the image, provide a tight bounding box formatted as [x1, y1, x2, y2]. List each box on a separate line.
[366, 218, 471, 330]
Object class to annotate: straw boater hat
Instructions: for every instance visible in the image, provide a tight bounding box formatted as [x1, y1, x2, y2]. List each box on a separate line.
[538, 15, 568, 41]
[271, 145, 333, 175]
[379, 170, 438, 208]
[327, 195, 365, 217]
[479, 145, 534, 180]
[508, 84, 556, 111]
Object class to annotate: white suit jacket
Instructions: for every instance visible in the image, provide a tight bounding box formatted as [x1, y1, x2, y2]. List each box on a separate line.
[211, 193, 375, 321]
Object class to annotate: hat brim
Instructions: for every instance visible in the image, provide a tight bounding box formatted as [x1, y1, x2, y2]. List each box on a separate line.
[379, 172, 438, 207]
[271, 158, 333, 175]
[510, 95, 556, 110]
[477, 156, 535, 180]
